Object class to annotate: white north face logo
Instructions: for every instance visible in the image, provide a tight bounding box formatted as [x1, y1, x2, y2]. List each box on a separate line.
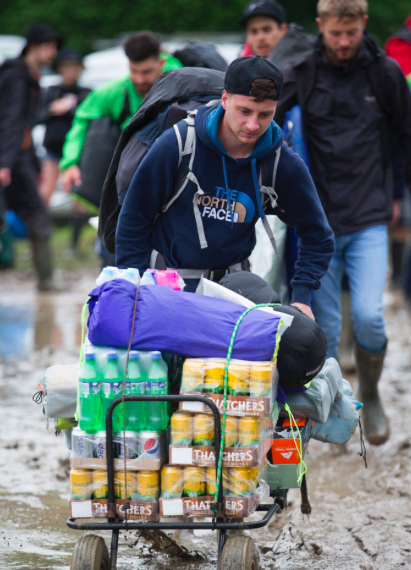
[281, 452, 293, 459]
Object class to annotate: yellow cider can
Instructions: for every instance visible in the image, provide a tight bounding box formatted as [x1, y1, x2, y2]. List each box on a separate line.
[182, 359, 205, 392]
[114, 470, 137, 500]
[249, 467, 259, 488]
[161, 465, 184, 498]
[207, 467, 230, 496]
[70, 469, 92, 500]
[92, 470, 108, 500]
[193, 413, 215, 446]
[137, 470, 160, 502]
[204, 359, 225, 394]
[238, 416, 261, 447]
[249, 363, 273, 397]
[221, 415, 239, 448]
[230, 467, 255, 497]
[206, 467, 217, 496]
[183, 467, 206, 497]
[170, 412, 193, 446]
[227, 362, 250, 396]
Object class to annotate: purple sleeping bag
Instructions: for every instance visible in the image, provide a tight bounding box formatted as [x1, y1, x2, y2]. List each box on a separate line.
[87, 280, 282, 361]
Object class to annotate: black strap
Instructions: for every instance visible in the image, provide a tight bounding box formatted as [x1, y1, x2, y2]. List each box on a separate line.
[365, 58, 392, 169]
[294, 54, 317, 128]
[117, 89, 131, 126]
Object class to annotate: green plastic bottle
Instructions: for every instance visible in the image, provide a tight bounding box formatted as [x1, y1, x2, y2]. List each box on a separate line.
[145, 351, 169, 431]
[125, 351, 146, 431]
[79, 351, 101, 433]
[101, 350, 123, 432]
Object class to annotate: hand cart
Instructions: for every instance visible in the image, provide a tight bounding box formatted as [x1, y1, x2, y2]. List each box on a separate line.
[67, 394, 288, 570]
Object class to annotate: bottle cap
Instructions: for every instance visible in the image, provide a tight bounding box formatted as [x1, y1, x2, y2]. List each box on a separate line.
[108, 350, 118, 359]
[85, 351, 95, 360]
[151, 351, 161, 360]
[129, 351, 140, 360]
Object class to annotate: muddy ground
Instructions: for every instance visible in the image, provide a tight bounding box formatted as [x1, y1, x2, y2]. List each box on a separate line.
[1, 268, 411, 570]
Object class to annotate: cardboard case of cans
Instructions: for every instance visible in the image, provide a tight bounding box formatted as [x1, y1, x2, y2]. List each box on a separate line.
[70, 427, 167, 471]
[178, 358, 278, 417]
[158, 464, 269, 517]
[168, 406, 279, 467]
[69, 467, 161, 521]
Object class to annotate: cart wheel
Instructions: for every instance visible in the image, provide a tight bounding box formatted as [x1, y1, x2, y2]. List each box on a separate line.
[70, 534, 110, 570]
[221, 535, 259, 570]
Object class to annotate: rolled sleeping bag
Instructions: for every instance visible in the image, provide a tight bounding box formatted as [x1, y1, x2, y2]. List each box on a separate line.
[87, 280, 283, 361]
[219, 271, 328, 388]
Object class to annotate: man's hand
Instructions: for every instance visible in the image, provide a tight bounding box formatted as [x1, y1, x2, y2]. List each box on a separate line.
[49, 94, 78, 116]
[291, 302, 315, 320]
[62, 165, 82, 193]
[389, 199, 401, 229]
[0, 168, 11, 187]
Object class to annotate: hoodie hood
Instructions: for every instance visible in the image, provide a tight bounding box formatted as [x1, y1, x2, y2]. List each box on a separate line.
[195, 104, 283, 164]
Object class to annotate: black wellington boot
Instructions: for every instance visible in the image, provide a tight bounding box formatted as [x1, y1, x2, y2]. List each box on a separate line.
[355, 343, 389, 445]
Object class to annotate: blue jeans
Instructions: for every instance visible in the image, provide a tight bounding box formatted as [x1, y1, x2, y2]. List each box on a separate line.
[313, 225, 388, 358]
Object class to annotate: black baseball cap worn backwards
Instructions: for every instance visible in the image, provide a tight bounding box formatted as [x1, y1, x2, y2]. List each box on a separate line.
[240, 0, 287, 26]
[224, 56, 284, 101]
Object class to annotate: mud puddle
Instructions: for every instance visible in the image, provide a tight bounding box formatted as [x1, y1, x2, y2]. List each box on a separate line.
[1, 273, 411, 569]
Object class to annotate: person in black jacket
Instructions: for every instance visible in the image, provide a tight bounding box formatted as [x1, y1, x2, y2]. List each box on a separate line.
[275, 0, 411, 446]
[38, 48, 90, 205]
[0, 22, 60, 290]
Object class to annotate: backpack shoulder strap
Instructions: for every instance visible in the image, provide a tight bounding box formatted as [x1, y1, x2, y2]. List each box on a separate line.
[365, 56, 391, 117]
[117, 89, 131, 126]
[260, 147, 282, 210]
[163, 109, 208, 249]
[162, 111, 197, 213]
[294, 53, 317, 112]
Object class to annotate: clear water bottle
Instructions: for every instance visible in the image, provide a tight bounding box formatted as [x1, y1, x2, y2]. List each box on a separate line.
[120, 268, 140, 285]
[96, 266, 118, 287]
[125, 351, 147, 431]
[100, 350, 123, 432]
[145, 351, 169, 431]
[79, 351, 101, 434]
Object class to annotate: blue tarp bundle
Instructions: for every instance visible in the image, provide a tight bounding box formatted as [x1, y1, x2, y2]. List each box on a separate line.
[87, 280, 282, 361]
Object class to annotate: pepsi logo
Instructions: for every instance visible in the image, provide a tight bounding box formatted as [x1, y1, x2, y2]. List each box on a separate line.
[144, 438, 159, 455]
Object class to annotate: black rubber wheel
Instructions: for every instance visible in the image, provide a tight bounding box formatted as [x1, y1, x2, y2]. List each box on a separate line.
[221, 535, 260, 570]
[70, 534, 110, 570]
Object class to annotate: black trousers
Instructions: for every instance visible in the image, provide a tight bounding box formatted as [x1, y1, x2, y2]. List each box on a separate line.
[3, 150, 51, 242]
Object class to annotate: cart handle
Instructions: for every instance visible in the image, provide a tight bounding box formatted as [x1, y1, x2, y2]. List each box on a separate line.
[105, 394, 223, 519]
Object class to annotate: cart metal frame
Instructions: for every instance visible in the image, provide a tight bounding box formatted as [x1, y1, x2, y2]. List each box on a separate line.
[67, 395, 288, 570]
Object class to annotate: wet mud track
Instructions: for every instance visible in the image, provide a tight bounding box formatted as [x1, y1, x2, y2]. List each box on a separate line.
[1, 272, 411, 569]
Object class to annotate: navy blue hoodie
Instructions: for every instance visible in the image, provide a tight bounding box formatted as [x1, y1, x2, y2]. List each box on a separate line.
[116, 104, 335, 304]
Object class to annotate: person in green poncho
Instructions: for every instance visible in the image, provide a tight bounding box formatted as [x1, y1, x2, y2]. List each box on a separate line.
[61, 32, 182, 192]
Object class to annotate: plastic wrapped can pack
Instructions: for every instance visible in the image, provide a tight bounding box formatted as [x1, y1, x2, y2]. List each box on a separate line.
[179, 358, 278, 417]
[312, 379, 360, 444]
[158, 464, 269, 518]
[68, 467, 161, 521]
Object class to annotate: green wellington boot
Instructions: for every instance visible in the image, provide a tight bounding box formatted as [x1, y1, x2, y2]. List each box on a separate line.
[31, 238, 64, 292]
[355, 343, 389, 445]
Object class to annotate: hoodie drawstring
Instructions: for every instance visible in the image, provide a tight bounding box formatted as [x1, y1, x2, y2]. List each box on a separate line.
[221, 155, 235, 228]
